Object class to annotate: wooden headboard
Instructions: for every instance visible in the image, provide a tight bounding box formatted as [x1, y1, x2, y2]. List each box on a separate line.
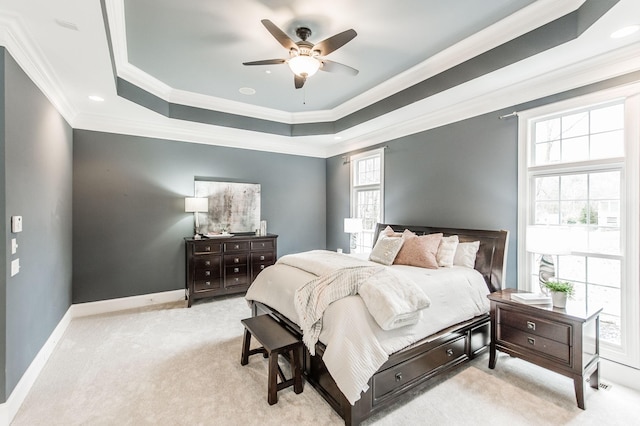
[374, 223, 509, 293]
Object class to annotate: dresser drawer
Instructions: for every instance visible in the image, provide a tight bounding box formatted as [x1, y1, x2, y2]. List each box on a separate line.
[194, 255, 221, 269]
[251, 252, 275, 264]
[192, 241, 222, 254]
[225, 241, 250, 252]
[225, 254, 248, 266]
[194, 278, 222, 292]
[499, 324, 570, 364]
[499, 308, 571, 344]
[225, 264, 249, 287]
[373, 335, 467, 401]
[251, 240, 275, 251]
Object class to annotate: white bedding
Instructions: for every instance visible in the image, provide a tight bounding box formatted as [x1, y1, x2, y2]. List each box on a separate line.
[244, 253, 490, 405]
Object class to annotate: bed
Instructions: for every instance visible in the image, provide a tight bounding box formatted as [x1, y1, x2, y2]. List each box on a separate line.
[245, 223, 509, 425]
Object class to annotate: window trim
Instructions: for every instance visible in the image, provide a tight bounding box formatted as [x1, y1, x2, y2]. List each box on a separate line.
[517, 83, 640, 368]
[350, 148, 385, 253]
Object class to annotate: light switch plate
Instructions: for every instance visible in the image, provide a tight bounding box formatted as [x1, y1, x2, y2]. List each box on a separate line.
[11, 238, 18, 255]
[11, 259, 20, 276]
[11, 216, 23, 233]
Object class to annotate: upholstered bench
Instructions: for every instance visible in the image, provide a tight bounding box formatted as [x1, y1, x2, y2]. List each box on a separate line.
[241, 315, 303, 405]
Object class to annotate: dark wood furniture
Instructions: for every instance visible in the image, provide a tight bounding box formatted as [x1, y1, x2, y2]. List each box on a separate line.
[185, 234, 277, 307]
[250, 223, 509, 425]
[488, 289, 601, 409]
[241, 314, 304, 405]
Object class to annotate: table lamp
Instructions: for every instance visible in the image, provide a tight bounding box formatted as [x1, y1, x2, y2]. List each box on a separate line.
[185, 197, 208, 237]
[344, 218, 363, 253]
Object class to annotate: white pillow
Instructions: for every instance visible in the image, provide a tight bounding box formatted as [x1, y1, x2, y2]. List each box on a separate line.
[369, 236, 404, 266]
[453, 241, 480, 269]
[437, 235, 459, 267]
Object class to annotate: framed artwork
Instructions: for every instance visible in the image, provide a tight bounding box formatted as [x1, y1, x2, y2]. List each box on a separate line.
[195, 180, 261, 234]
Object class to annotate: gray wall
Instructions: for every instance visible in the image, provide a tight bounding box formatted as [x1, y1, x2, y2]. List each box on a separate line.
[326, 70, 640, 290]
[1, 49, 73, 401]
[72, 130, 326, 303]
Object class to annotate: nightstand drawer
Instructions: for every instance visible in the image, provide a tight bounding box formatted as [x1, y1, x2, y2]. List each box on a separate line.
[499, 324, 570, 363]
[499, 308, 571, 344]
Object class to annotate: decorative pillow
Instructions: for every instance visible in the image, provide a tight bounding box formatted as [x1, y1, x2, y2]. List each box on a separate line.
[376, 225, 403, 242]
[369, 236, 404, 266]
[393, 230, 443, 269]
[453, 241, 480, 269]
[437, 235, 459, 267]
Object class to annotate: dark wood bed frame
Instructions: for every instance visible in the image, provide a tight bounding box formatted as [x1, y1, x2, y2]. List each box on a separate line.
[250, 223, 509, 425]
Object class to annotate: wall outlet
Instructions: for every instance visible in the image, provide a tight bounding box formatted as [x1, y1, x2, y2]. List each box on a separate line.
[11, 215, 23, 233]
[11, 258, 20, 276]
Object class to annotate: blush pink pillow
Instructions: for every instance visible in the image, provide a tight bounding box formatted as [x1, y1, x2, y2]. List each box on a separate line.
[394, 230, 443, 269]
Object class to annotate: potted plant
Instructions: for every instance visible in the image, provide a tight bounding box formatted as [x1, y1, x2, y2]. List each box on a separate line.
[542, 280, 574, 308]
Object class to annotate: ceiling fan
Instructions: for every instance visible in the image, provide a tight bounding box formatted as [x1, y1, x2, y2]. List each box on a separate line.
[243, 19, 359, 89]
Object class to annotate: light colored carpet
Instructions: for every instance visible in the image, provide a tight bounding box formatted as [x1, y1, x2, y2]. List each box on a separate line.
[12, 295, 640, 425]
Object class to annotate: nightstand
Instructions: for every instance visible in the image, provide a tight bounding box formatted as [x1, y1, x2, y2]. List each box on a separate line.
[488, 289, 601, 409]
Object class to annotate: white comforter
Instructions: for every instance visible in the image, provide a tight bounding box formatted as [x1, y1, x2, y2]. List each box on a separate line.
[244, 252, 490, 405]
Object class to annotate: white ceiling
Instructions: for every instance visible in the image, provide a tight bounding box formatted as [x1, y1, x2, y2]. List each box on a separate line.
[0, 0, 639, 158]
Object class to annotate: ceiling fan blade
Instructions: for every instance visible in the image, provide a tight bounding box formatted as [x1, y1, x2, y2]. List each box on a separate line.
[320, 59, 359, 76]
[294, 75, 306, 89]
[243, 59, 286, 66]
[261, 19, 298, 51]
[312, 29, 357, 56]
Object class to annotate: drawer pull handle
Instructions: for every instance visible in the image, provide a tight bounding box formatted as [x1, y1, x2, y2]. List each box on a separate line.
[234, 258, 240, 264]
[205, 281, 211, 286]
[395, 372, 403, 382]
[260, 265, 265, 270]
[205, 271, 211, 276]
[205, 246, 211, 252]
[446, 348, 454, 357]
[234, 244, 240, 249]
[527, 321, 536, 331]
[205, 260, 211, 266]
[260, 243, 265, 247]
[260, 255, 265, 261]
[527, 337, 535, 346]
[234, 278, 239, 282]
[234, 267, 239, 273]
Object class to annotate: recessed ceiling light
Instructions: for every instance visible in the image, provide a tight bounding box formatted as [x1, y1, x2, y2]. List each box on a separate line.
[88, 95, 104, 102]
[610, 25, 640, 39]
[239, 87, 256, 95]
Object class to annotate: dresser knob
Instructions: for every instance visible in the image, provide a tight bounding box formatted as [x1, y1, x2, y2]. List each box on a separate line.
[395, 372, 403, 382]
[234, 244, 240, 249]
[527, 337, 536, 346]
[205, 260, 211, 266]
[234, 278, 239, 282]
[260, 255, 265, 261]
[205, 246, 211, 252]
[205, 271, 210, 276]
[205, 281, 211, 286]
[234, 258, 240, 263]
[527, 321, 536, 331]
[234, 267, 239, 273]
[446, 348, 454, 357]
[260, 265, 265, 270]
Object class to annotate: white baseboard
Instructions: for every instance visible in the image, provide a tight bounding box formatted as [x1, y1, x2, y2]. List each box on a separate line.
[69, 289, 185, 317]
[0, 289, 185, 426]
[601, 358, 640, 391]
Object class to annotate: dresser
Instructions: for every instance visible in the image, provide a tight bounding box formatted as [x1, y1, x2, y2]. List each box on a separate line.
[488, 289, 601, 409]
[185, 234, 277, 307]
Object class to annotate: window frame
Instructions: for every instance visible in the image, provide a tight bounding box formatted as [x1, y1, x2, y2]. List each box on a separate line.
[517, 83, 640, 368]
[349, 148, 385, 253]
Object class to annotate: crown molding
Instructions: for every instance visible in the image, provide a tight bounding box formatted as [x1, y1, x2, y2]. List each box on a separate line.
[0, 11, 77, 124]
[104, 0, 583, 125]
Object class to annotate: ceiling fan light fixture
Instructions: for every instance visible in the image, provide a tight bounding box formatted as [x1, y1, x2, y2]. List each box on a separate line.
[287, 55, 320, 78]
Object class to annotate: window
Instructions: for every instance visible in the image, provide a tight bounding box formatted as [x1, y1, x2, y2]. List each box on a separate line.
[518, 86, 640, 367]
[350, 148, 384, 253]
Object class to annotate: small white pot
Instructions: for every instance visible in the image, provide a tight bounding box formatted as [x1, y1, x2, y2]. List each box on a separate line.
[551, 291, 568, 308]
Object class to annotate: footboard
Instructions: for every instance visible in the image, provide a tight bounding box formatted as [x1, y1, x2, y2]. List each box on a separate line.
[252, 301, 490, 425]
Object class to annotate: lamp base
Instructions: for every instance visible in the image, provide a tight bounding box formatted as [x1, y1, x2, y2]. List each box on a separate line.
[538, 254, 555, 295]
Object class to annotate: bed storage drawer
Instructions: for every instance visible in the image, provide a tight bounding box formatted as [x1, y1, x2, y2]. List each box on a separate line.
[373, 335, 467, 401]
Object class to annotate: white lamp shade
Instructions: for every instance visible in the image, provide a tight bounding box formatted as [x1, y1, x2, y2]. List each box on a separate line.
[185, 197, 208, 213]
[344, 218, 363, 233]
[526, 226, 572, 255]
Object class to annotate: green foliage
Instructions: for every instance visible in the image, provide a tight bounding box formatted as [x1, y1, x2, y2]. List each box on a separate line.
[543, 280, 575, 296]
[579, 205, 597, 225]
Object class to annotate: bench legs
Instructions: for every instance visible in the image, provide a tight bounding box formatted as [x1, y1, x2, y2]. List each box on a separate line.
[241, 327, 303, 405]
